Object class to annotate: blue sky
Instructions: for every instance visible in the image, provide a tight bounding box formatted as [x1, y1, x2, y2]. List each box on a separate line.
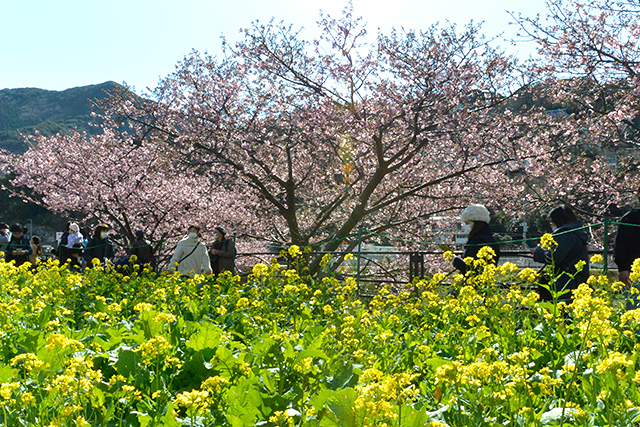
[2, 0, 547, 93]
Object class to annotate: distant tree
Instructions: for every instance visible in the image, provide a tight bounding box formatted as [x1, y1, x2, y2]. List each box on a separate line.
[0, 129, 255, 251]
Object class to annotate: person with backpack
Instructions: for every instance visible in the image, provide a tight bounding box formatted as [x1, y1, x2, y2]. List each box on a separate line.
[169, 225, 212, 277]
[209, 226, 236, 275]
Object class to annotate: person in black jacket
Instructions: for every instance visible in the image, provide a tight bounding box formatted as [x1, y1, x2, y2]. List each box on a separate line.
[209, 226, 236, 275]
[129, 230, 155, 269]
[533, 206, 589, 301]
[452, 204, 500, 273]
[84, 224, 114, 267]
[614, 188, 640, 286]
[5, 224, 32, 266]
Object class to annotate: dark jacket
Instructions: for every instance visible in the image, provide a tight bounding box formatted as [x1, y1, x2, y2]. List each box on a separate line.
[534, 220, 589, 299]
[56, 232, 72, 263]
[5, 235, 33, 266]
[453, 223, 500, 273]
[210, 238, 236, 275]
[614, 209, 640, 272]
[129, 239, 155, 267]
[84, 237, 114, 265]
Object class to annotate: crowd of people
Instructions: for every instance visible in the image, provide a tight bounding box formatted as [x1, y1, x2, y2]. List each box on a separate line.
[2, 194, 640, 296]
[453, 192, 640, 304]
[0, 222, 236, 278]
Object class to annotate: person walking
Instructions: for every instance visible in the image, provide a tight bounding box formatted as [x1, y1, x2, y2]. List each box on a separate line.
[0, 223, 11, 257]
[169, 225, 212, 277]
[5, 224, 32, 266]
[129, 230, 155, 269]
[29, 236, 42, 267]
[55, 222, 70, 262]
[533, 206, 589, 301]
[84, 224, 114, 267]
[209, 226, 236, 275]
[452, 204, 500, 273]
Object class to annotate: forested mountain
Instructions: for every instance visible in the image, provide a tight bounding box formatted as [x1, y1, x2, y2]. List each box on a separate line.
[0, 81, 122, 152]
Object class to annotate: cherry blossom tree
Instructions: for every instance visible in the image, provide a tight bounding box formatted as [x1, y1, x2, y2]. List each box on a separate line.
[97, 8, 569, 271]
[9, 6, 620, 272]
[1, 128, 258, 253]
[512, 0, 640, 213]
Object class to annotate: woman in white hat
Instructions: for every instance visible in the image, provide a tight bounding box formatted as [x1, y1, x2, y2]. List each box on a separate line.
[452, 204, 500, 273]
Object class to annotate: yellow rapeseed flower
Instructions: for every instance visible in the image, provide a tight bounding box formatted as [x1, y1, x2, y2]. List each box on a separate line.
[11, 353, 45, 371]
[154, 312, 177, 324]
[288, 245, 302, 258]
[477, 246, 496, 262]
[174, 389, 211, 414]
[251, 263, 268, 277]
[540, 233, 557, 250]
[45, 333, 84, 352]
[269, 410, 295, 426]
[201, 376, 228, 392]
[596, 351, 633, 375]
[135, 336, 173, 360]
[133, 302, 153, 313]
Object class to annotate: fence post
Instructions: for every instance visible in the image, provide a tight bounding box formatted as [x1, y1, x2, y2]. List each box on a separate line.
[409, 252, 425, 282]
[603, 215, 609, 275]
[356, 225, 363, 292]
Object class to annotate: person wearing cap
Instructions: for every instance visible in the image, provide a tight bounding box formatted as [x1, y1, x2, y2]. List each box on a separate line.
[532, 205, 589, 301]
[66, 223, 84, 248]
[129, 230, 155, 269]
[0, 223, 11, 258]
[5, 224, 32, 266]
[209, 226, 236, 275]
[169, 225, 212, 277]
[452, 204, 500, 273]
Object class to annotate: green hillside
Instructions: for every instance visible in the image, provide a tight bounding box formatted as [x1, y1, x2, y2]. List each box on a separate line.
[0, 81, 122, 153]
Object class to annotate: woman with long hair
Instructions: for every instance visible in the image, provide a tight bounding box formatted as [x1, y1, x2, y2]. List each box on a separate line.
[452, 204, 500, 273]
[533, 205, 589, 301]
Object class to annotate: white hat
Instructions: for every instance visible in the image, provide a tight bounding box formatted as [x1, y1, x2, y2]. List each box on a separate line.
[460, 204, 490, 224]
[69, 223, 80, 233]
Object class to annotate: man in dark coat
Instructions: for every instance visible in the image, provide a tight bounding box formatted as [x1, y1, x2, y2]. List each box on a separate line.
[533, 206, 589, 301]
[5, 224, 32, 266]
[129, 230, 155, 269]
[614, 188, 640, 286]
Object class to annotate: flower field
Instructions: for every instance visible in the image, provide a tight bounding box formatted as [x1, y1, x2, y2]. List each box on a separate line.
[2, 249, 640, 426]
